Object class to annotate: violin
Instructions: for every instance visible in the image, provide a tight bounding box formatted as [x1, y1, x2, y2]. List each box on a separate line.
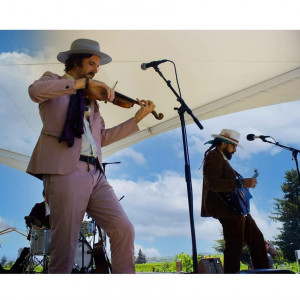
[84, 89, 164, 120]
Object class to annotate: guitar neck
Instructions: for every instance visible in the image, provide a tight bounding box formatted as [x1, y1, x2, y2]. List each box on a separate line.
[252, 168, 259, 179]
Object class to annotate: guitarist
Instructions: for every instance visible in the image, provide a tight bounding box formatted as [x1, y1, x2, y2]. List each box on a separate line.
[201, 129, 270, 273]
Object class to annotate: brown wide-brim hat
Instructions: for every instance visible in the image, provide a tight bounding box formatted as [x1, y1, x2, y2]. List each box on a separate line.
[57, 38, 112, 65]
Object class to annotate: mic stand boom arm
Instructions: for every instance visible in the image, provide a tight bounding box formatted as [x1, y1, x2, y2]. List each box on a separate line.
[153, 65, 204, 273]
[261, 138, 300, 186]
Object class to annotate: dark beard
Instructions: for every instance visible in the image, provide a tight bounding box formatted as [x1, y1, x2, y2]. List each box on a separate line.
[223, 148, 232, 160]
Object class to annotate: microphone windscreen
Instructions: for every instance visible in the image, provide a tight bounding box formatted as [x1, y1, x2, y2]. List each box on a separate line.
[246, 134, 255, 141]
[141, 63, 147, 70]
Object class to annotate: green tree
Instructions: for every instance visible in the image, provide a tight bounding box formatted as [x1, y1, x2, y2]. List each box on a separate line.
[5, 260, 15, 269]
[135, 248, 146, 264]
[213, 237, 251, 264]
[213, 238, 225, 253]
[174, 252, 193, 272]
[269, 169, 300, 262]
[1, 255, 7, 266]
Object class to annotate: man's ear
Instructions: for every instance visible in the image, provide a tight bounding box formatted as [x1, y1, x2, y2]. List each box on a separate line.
[220, 142, 227, 149]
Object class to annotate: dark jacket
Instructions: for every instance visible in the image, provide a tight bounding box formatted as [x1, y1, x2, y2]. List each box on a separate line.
[201, 149, 238, 218]
[28, 202, 50, 228]
[25, 201, 50, 240]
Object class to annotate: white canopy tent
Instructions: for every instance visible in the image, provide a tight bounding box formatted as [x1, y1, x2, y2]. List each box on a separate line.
[0, 30, 300, 172]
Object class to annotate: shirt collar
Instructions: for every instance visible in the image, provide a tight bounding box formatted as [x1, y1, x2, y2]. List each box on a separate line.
[221, 152, 228, 161]
[216, 149, 228, 161]
[65, 73, 74, 80]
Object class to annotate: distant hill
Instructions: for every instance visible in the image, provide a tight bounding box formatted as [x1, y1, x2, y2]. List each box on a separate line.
[146, 253, 214, 263]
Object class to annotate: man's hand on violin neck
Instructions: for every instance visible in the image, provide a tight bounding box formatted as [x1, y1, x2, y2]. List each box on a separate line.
[134, 99, 156, 124]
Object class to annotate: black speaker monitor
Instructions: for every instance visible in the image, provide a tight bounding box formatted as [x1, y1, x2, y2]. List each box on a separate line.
[198, 258, 224, 274]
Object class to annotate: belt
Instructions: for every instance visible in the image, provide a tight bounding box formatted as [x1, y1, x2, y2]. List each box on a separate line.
[79, 155, 98, 167]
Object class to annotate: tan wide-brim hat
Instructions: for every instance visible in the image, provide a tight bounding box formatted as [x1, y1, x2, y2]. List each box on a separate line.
[57, 38, 112, 65]
[211, 128, 243, 148]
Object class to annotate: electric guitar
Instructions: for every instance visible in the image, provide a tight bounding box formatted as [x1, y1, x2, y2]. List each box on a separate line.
[218, 169, 259, 215]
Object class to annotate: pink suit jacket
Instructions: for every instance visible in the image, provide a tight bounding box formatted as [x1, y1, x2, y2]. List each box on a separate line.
[26, 72, 139, 179]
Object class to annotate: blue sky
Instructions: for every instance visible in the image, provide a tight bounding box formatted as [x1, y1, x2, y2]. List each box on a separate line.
[0, 31, 47, 55]
[1, 30, 300, 264]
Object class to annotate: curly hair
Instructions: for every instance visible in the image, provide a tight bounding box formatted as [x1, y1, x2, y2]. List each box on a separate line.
[64, 53, 93, 72]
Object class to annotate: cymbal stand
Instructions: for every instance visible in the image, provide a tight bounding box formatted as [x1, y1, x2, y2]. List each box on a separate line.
[96, 225, 112, 273]
[78, 231, 86, 273]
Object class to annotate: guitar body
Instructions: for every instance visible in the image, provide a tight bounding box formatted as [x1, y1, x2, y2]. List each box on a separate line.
[220, 186, 252, 215]
[218, 169, 258, 215]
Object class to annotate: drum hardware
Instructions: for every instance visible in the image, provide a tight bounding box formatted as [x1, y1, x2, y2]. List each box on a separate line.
[74, 219, 97, 273]
[22, 253, 49, 273]
[26, 216, 111, 273]
[93, 225, 112, 273]
[73, 233, 93, 273]
[74, 219, 112, 274]
[30, 227, 51, 255]
[22, 227, 51, 273]
[80, 220, 96, 237]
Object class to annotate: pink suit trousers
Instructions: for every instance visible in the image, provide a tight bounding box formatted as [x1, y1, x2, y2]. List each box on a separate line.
[43, 160, 135, 274]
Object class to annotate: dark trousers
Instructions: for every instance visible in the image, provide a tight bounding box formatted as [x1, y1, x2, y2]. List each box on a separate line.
[219, 214, 270, 274]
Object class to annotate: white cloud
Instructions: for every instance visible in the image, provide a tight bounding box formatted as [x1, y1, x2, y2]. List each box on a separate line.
[0, 46, 64, 156]
[110, 147, 147, 166]
[134, 243, 161, 257]
[0, 216, 11, 229]
[110, 171, 202, 240]
[0, 52, 35, 64]
[108, 170, 281, 254]
[0, 49, 59, 155]
[250, 202, 282, 241]
[196, 217, 221, 241]
[186, 100, 300, 160]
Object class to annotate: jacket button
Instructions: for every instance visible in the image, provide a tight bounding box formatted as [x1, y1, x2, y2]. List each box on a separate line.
[66, 85, 69, 89]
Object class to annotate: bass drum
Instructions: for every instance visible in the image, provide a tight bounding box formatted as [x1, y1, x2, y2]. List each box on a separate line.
[74, 240, 93, 270]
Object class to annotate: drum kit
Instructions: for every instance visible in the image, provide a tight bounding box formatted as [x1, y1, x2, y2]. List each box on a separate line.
[23, 216, 111, 274]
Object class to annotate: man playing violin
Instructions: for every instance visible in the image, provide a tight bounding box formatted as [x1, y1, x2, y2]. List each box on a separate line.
[26, 38, 156, 273]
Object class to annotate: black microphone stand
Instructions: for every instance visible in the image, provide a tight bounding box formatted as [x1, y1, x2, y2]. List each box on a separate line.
[260, 137, 300, 186]
[102, 162, 121, 173]
[102, 162, 125, 201]
[153, 65, 204, 273]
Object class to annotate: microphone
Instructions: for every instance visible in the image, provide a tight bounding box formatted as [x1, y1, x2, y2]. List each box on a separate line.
[246, 134, 270, 141]
[141, 59, 168, 70]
